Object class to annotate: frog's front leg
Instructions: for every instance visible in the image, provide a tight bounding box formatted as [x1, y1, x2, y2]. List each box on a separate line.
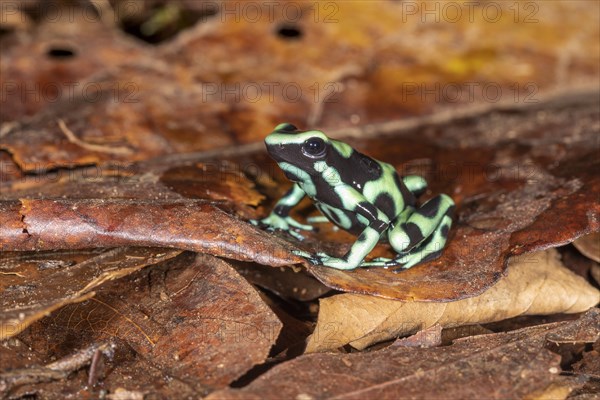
[250, 183, 313, 241]
[294, 191, 390, 270]
[293, 220, 387, 270]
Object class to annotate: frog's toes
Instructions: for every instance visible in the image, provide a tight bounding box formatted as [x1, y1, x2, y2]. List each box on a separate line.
[307, 254, 326, 265]
[287, 219, 314, 231]
[291, 250, 322, 265]
[389, 253, 429, 272]
[361, 257, 392, 267]
[321, 257, 361, 270]
[307, 216, 330, 224]
[384, 259, 401, 268]
[291, 249, 311, 258]
[390, 265, 408, 273]
[288, 229, 307, 241]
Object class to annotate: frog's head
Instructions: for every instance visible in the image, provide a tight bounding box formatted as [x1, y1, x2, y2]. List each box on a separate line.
[264, 123, 331, 182]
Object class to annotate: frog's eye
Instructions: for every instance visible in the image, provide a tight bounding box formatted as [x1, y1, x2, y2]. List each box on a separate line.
[275, 123, 297, 133]
[302, 137, 326, 158]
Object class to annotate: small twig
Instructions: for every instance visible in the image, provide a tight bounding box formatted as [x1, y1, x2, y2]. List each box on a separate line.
[57, 119, 132, 156]
[0, 341, 114, 395]
[0, 271, 25, 277]
[88, 349, 102, 387]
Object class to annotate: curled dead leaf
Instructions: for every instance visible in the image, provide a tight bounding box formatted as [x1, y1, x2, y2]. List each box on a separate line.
[0, 199, 301, 267]
[573, 232, 600, 263]
[306, 249, 599, 352]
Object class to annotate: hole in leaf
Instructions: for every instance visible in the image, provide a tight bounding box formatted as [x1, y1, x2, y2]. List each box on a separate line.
[276, 24, 303, 40]
[46, 47, 77, 59]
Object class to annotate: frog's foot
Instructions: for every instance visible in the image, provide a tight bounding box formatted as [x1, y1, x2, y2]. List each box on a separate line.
[292, 250, 324, 264]
[361, 257, 398, 268]
[362, 251, 438, 272]
[292, 250, 359, 270]
[251, 214, 314, 241]
[306, 215, 330, 224]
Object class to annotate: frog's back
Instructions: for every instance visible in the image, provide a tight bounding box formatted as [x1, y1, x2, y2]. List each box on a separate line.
[329, 140, 385, 192]
[322, 141, 414, 224]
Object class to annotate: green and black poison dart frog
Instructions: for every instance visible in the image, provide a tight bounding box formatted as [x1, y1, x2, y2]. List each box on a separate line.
[251, 123, 455, 272]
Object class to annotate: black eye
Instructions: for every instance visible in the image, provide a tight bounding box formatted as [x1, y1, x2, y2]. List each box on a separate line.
[302, 138, 326, 157]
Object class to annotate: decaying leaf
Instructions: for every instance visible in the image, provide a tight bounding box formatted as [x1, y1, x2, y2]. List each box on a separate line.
[306, 249, 599, 352]
[0, 247, 181, 340]
[1, 159, 264, 218]
[13, 254, 282, 396]
[210, 309, 599, 400]
[4, 2, 598, 174]
[2, 1, 599, 398]
[572, 338, 600, 397]
[161, 1, 600, 139]
[0, 9, 150, 121]
[0, 199, 301, 266]
[1, 63, 231, 172]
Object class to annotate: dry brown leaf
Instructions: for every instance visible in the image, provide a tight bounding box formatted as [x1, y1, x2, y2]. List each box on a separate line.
[14, 254, 282, 395]
[0, 9, 150, 121]
[211, 310, 599, 400]
[0, 199, 301, 267]
[0, 247, 181, 340]
[161, 1, 599, 139]
[306, 248, 599, 352]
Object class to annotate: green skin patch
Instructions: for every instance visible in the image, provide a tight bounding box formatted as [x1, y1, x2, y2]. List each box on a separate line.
[251, 123, 455, 272]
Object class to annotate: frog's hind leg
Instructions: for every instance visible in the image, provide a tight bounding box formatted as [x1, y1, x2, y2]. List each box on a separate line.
[363, 210, 453, 269]
[361, 194, 454, 269]
[389, 214, 453, 271]
[388, 194, 454, 254]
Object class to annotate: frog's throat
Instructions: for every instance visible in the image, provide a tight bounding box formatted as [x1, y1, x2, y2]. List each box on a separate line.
[278, 161, 311, 183]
